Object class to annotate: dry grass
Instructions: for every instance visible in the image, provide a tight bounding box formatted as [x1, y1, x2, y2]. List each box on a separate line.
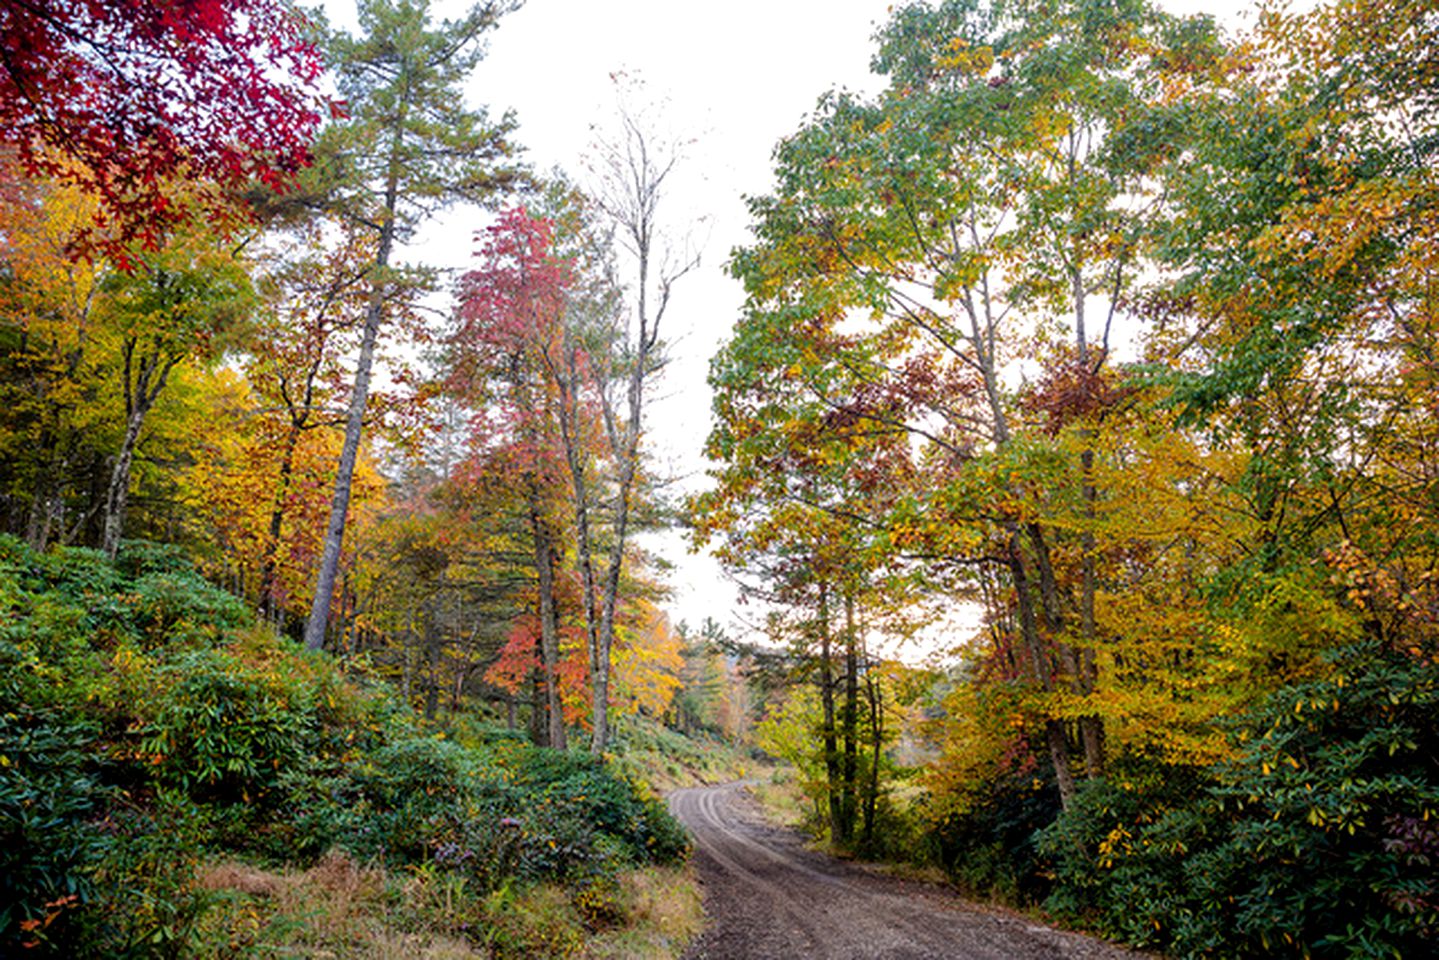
[747, 771, 812, 829]
[581, 865, 705, 960]
[193, 855, 703, 960]
[194, 850, 483, 959]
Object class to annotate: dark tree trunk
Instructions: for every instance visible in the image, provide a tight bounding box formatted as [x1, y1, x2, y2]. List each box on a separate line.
[103, 344, 174, 559]
[259, 422, 302, 621]
[863, 669, 882, 848]
[423, 604, 440, 721]
[1010, 531, 1076, 809]
[529, 658, 548, 748]
[817, 582, 843, 842]
[531, 505, 567, 751]
[840, 592, 859, 846]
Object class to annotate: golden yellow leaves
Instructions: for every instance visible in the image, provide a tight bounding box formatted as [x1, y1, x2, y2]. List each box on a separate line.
[612, 603, 685, 719]
[1257, 174, 1416, 281]
[936, 37, 996, 78]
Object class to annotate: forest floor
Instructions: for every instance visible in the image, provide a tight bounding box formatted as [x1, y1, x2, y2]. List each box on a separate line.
[668, 781, 1148, 960]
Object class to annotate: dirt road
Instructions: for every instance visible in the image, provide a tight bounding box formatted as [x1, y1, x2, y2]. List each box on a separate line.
[668, 781, 1143, 960]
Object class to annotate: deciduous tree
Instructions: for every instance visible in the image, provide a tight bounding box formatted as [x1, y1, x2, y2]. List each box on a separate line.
[579, 101, 696, 754]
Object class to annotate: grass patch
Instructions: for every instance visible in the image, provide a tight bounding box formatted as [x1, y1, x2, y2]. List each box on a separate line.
[582, 864, 704, 959]
[747, 766, 810, 830]
[607, 715, 753, 794]
[193, 851, 479, 958]
[190, 857, 703, 959]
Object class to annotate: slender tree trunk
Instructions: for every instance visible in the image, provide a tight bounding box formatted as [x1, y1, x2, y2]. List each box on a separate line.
[303, 167, 399, 652]
[1076, 270, 1105, 782]
[29, 315, 91, 550]
[24, 488, 50, 550]
[1073, 261, 1106, 780]
[102, 412, 141, 558]
[529, 657, 548, 747]
[530, 504, 567, 751]
[103, 347, 173, 559]
[401, 614, 414, 704]
[556, 347, 602, 753]
[817, 581, 843, 842]
[863, 668, 882, 848]
[1078, 449, 1106, 780]
[840, 592, 859, 845]
[592, 575, 616, 753]
[589, 384, 642, 754]
[1010, 532, 1077, 809]
[423, 603, 440, 721]
[589, 363, 641, 755]
[584, 110, 689, 755]
[259, 422, 302, 620]
[25, 430, 58, 551]
[969, 281, 1077, 808]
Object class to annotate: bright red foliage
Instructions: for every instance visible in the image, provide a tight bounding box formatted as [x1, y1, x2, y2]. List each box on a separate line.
[0, 0, 327, 254]
[453, 209, 571, 360]
[450, 206, 574, 458]
[485, 609, 592, 726]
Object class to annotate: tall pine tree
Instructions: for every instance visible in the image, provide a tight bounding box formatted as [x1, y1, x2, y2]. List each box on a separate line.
[303, 0, 522, 651]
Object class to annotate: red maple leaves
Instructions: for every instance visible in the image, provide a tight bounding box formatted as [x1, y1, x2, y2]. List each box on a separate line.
[0, 0, 328, 255]
[449, 207, 574, 456]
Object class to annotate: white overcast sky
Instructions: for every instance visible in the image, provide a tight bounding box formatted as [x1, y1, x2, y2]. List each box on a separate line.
[324, 0, 1258, 657]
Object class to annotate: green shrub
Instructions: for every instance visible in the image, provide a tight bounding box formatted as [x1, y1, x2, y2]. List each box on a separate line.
[571, 871, 626, 929]
[509, 748, 690, 870]
[72, 796, 213, 959]
[1035, 771, 1211, 948]
[346, 737, 512, 864]
[127, 572, 248, 648]
[34, 546, 123, 610]
[0, 704, 211, 957]
[114, 540, 194, 579]
[142, 649, 309, 808]
[854, 791, 933, 864]
[1037, 643, 1439, 958]
[1194, 644, 1439, 957]
[284, 737, 688, 891]
[0, 536, 696, 957]
[0, 706, 110, 952]
[933, 767, 1059, 903]
[481, 881, 585, 959]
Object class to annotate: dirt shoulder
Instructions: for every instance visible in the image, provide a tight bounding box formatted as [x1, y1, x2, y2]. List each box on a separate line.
[668, 781, 1147, 960]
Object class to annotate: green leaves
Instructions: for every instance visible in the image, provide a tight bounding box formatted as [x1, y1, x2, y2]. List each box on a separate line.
[316, 0, 523, 230]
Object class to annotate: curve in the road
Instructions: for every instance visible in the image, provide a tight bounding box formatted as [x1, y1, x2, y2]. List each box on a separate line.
[668, 781, 1146, 960]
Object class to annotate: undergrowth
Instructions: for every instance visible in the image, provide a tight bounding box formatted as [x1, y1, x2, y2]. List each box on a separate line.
[605, 713, 753, 794]
[0, 536, 695, 957]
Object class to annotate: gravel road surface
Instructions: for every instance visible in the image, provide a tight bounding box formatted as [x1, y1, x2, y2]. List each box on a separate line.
[668, 781, 1145, 960]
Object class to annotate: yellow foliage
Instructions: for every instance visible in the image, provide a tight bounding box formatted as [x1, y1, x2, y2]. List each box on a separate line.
[612, 602, 684, 719]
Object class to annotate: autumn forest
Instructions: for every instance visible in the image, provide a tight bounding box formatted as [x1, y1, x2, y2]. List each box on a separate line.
[1, 0, 1436, 957]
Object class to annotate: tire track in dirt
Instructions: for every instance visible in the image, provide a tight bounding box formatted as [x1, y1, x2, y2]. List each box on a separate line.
[669, 781, 1147, 960]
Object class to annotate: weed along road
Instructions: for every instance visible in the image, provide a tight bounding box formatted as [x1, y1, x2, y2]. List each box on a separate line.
[668, 782, 1143, 960]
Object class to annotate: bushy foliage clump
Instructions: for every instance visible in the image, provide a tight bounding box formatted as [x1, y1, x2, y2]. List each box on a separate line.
[281, 732, 688, 889]
[1020, 643, 1439, 958]
[930, 767, 1060, 904]
[927, 643, 1437, 958]
[0, 537, 689, 956]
